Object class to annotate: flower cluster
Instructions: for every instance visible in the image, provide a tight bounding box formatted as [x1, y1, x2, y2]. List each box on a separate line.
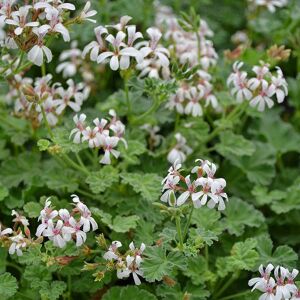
[103, 241, 145, 285]
[227, 61, 288, 111]
[249, 264, 300, 300]
[70, 110, 127, 165]
[248, 0, 289, 13]
[154, 5, 219, 116]
[0, 1, 96, 66]
[12, 74, 90, 126]
[83, 15, 170, 75]
[167, 133, 192, 164]
[165, 71, 219, 117]
[36, 195, 98, 248]
[161, 159, 228, 210]
[0, 211, 32, 256]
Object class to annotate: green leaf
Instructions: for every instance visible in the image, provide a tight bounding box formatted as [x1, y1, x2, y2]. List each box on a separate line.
[189, 228, 219, 247]
[92, 208, 140, 233]
[227, 142, 276, 185]
[255, 112, 300, 154]
[251, 186, 285, 206]
[39, 281, 67, 300]
[52, 128, 88, 153]
[111, 215, 140, 233]
[0, 273, 18, 299]
[142, 246, 186, 282]
[215, 131, 255, 157]
[256, 235, 298, 268]
[183, 256, 212, 285]
[23, 202, 43, 218]
[103, 286, 157, 300]
[0, 183, 9, 201]
[120, 172, 163, 202]
[119, 140, 147, 166]
[216, 238, 259, 278]
[86, 166, 119, 194]
[222, 197, 265, 236]
[0, 152, 42, 188]
[270, 177, 300, 214]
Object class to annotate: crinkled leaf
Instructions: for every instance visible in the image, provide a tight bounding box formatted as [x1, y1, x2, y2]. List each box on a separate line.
[39, 281, 67, 300]
[215, 131, 255, 157]
[252, 186, 285, 206]
[216, 238, 259, 278]
[23, 201, 43, 218]
[142, 246, 187, 282]
[0, 183, 9, 201]
[119, 140, 147, 166]
[189, 228, 219, 247]
[0, 152, 42, 188]
[103, 286, 157, 300]
[227, 142, 276, 185]
[86, 166, 119, 194]
[256, 235, 297, 268]
[120, 172, 163, 202]
[52, 127, 88, 153]
[0, 273, 18, 299]
[222, 197, 265, 236]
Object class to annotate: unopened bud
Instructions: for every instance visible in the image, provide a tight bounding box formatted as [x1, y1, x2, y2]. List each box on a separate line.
[96, 234, 107, 249]
[93, 271, 105, 282]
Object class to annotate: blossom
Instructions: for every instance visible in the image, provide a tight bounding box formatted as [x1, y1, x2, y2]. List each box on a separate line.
[9, 233, 27, 256]
[185, 87, 204, 117]
[118, 255, 144, 285]
[177, 175, 197, 206]
[103, 241, 122, 260]
[43, 219, 70, 248]
[99, 136, 120, 164]
[72, 194, 98, 232]
[139, 27, 170, 67]
[129, 242, 146, 257]
[28, 25, 52, 66]
[167, 133, 192, 164]
[274, 266, 296, 299]
[82, 26, 108, 61]
[161, 175, 179, 206]
[68, 217, 86, 247]
[5, 6, 39, 35]
[248, 264, 274, 291]
[79, 1, 97, 23]
[70, 113, 87, 143]
[0, 224, 12, 236]
[11, 210, 29, 227]
[249, 80, 275, 111]
[192, 177, 214, 208]
[97, 31, 142, 71]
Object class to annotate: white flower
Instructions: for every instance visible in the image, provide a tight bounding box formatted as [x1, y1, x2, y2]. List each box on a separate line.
[107, 15, 132, 31]
[11, 210, 29, 227]
[256, 277, 277, 300]
[79, 1, 97, 23]
[139, 27, 170, 67]
[118, 255, 144, 285]
[161, 174, 179, 206]
[45, 7, 70, 42]
[271, 67, 288, 103]
[167, 133, 192, 164]
[103, 241, 122, 260]
[129, 242, 146, 257]
[68, 217, 86, 247]
[99, 136, 120, 164]
[274, 266, 296, 299]
[208, 178, 228, 211]
[192, 177, 214, 208]
[248, 264, 274, 292]
[28, 25, 52, 66]
[249, 80, 275, 111]
[97, 31, 142, 71]
[71, 194, 98, 232]
[70, 113, 87, 143]
[185, 87, 203, 117]
[43, 219, 69, 248]
[82, 126, 101, 148]
[0, 224, 12, 236]
[9, 233, 26, 256]
[177, 175, 197, 206]
[82, 26, 108, 61]
[5, 6, 39, 35]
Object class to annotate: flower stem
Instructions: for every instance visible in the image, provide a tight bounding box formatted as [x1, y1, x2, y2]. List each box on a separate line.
[175, 216, 184, 251]
[61, 153, 90, 176]
[41, 105, 54, 139]
[131, 95, 161, 124]
[75, 152, 89, 173]
[41, 62, 46, 76]
[67, 275, 72, 300]
[124, 76, 131, 116]
[182, 205, 194, 241]
[212, 272, 240, 299]
[218, 290, 251, 300]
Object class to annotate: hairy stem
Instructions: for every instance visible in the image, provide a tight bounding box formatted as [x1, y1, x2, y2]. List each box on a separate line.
[175, 216, 184, 251]
[182, 205, 194, 241]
